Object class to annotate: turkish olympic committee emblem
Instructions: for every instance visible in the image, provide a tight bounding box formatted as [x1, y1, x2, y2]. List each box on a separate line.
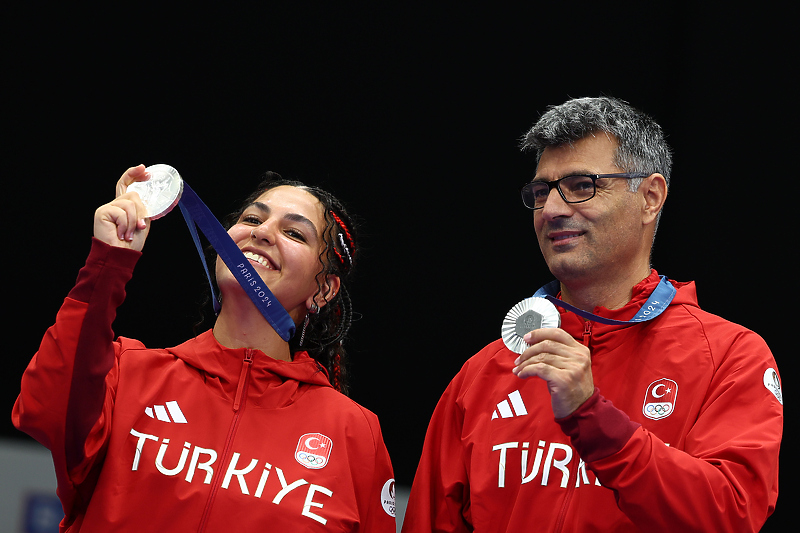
[642, 378, 678, 420]
[295, 433, 333, 469]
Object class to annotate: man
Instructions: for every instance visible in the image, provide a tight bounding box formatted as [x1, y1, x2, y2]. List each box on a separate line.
[401, 97, 782, 532]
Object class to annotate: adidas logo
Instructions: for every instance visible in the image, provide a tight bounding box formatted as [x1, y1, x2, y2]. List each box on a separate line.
[144, 400, 187, 423]
[491, 390, 528, 420]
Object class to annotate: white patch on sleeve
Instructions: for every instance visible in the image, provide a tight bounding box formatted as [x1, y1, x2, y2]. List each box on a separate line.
[763, 368, 783, 405]
[381, 479, 396, 517]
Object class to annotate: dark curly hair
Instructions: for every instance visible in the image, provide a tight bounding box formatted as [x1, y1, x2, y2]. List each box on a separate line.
[197, 171, 359, 395]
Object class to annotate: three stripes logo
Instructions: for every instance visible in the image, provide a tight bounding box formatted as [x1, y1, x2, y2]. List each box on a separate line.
[491, 390, 528, 420]
[144, 400, 188, 424]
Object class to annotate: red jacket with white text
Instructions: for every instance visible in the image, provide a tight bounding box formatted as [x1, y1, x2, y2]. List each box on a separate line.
[401, 271, 782, 532]
[13, 239, 397, 532]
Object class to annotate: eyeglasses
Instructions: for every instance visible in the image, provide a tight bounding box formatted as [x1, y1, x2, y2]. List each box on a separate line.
[521, 172, 650, 210]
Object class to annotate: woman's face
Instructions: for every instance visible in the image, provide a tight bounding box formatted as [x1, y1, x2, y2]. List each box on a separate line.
[216, 185, 338, 319]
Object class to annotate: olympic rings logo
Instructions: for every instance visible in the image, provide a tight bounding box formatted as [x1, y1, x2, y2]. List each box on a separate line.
[296, 452, 326, 466]
[645, 404, 672, 416]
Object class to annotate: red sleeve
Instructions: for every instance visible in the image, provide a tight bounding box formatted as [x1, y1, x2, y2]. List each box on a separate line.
[402, 369, 472, 533]
[357, 413, 397, 532]
[556, 388, 640, 462]
[559, 329, 782, 532]
[11, 238, 140, 519]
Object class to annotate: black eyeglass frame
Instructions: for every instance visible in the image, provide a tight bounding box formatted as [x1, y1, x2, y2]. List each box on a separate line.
[521, 172, 651, 210]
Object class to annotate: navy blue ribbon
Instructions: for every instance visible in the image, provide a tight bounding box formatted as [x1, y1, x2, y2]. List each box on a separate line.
[177, 183, 296, 341]
[532, 276, 676, 325]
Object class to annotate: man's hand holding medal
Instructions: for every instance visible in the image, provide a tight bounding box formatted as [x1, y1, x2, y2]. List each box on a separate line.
[503, 297, 594, 418]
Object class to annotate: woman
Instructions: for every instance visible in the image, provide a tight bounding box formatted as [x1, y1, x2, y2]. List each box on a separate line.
[13, 165, 396, 532]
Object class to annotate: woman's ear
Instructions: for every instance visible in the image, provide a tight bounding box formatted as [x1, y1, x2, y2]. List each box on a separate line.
[308, 274, 341, 310]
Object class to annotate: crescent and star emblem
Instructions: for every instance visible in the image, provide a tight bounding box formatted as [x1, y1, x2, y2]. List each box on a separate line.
[652, 384, 672, 398]
[304, 437, 326, 449]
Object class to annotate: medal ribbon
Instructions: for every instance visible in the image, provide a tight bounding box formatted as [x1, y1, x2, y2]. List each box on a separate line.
[532, 276, 676, 325]
[177, 183, 296, 341]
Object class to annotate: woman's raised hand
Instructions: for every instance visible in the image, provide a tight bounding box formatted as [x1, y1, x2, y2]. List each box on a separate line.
[93, 165, 152, 251]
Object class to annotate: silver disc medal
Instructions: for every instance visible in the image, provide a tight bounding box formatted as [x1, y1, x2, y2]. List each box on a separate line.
[128, 164, 184, 219]
[501, 297, 561, 354]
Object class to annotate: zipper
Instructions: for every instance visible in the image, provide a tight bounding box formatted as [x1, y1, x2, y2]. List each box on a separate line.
[581, 320, 592, 347]
[553, 458, 580, 532]
[233, 351, 254, 412]
[553, 321, 592, 532]
[197, 350, 254, 533]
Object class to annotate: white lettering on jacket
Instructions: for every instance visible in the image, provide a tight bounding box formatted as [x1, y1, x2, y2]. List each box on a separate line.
[492, 440, 603, 489]
[129, 428, 333, 525]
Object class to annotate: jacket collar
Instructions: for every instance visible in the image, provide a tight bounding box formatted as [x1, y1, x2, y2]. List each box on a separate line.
[166, 330, 332, 407]
[557, 269, 698, 350]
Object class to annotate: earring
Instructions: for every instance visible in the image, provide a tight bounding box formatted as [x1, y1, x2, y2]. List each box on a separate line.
[299, 315, 309, 347]
[298, 303, 319, 347]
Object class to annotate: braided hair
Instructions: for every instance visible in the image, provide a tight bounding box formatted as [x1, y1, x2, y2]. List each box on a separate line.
[218, 172, 359, 395]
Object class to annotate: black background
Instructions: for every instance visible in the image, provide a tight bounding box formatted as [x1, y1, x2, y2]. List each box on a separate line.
[4, 4, 792, 530]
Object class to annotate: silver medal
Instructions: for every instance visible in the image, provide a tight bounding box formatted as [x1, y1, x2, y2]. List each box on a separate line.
[128, 164, 184, 219]
[501, 297, 561, 354]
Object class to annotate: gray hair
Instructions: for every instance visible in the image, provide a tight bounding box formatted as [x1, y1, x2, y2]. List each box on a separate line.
[521, 96, 672, 192]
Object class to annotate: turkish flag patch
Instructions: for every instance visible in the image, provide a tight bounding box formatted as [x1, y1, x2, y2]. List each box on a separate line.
[295, 433, 333, 469]
[642, 378, 678, 420]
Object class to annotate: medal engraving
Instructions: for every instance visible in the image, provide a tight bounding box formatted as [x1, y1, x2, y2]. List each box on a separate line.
[502, 297, 561, 354]
[128, 164, 184, 219]
[515, 310, 543, 338]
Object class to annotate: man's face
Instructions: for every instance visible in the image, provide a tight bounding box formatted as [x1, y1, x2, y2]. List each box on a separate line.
[532, 134, 649, 286]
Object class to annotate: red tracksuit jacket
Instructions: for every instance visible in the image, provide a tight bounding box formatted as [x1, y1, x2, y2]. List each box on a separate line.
[402, 271, 782, 532]
[13, 239, 397, 532]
